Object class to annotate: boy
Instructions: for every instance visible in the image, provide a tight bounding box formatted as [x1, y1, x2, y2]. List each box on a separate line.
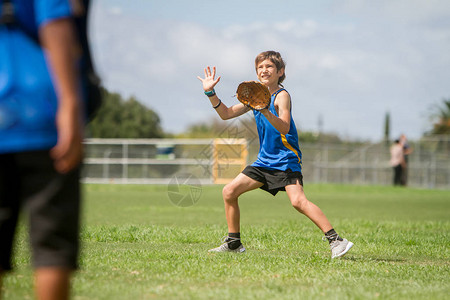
[197, 51, 353, 258]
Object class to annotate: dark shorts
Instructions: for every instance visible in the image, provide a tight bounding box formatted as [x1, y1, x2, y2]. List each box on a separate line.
[242, 165, 303, 196]
[0, 151, 81, 271]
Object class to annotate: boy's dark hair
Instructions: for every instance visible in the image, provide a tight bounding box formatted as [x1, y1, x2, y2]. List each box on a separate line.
[255, 51, 286, 85]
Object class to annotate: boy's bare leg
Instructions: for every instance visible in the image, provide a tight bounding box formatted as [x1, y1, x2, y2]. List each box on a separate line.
[285, 182, 333, 233]
[285, 182, 354, 258]
[222, 173, 263, 233]
[35, 268, 71, 300]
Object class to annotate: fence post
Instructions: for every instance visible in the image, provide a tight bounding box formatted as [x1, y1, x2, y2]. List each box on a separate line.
[122, 142, 128, 182]
[431, 154, 436, 189]
[143, 150, 148, 177]
[103, 149, 112, 180]
[212, 140, 217, 184]
[448, 159, 450, 188]
[373, 158, 378, 185]
[360, 148, 366, 184]
[314, 152, 320, 183]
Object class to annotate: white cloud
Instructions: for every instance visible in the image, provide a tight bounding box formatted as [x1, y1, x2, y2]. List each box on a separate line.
[89, 1, 450, 140]
[108, 6, 122, 16]
[338, 0, 450, 21]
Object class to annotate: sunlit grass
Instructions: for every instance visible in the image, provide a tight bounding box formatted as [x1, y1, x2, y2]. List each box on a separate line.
[2, 184, 449, 299]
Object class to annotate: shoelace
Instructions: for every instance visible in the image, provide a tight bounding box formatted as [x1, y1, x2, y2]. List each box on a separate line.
[220, 236, 241, 244]
[322, 233, 339, 243]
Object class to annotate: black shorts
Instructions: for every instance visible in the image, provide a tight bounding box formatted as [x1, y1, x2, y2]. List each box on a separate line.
[0, 151, 81, 271]
[242, 165, 303, 196]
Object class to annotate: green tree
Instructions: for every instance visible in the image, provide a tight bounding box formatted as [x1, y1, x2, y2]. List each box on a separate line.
[87, 88, 163, 138]
[427, 99, 450, 135]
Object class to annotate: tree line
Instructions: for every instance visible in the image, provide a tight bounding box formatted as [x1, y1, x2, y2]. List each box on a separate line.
[87, 88, 163, 138]
[88, 88, 449, 140]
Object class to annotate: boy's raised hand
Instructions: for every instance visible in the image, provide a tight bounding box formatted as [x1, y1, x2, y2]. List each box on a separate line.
[197, 66, 221, 92]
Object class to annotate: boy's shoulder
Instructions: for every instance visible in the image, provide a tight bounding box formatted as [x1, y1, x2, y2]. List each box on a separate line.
[273, 88, 290, 101]
[272, 88, 289, 98]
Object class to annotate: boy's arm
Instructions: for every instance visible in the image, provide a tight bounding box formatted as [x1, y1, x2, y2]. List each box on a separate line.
[207, 93, 251, 120]
[40, 18, 84, 174]
[261, 91, 291, 135]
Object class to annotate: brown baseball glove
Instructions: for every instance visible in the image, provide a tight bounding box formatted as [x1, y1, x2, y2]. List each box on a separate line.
[236, 81, 271, 111]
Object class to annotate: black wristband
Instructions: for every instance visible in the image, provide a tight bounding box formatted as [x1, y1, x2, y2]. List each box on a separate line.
[213, 99, 222, 109]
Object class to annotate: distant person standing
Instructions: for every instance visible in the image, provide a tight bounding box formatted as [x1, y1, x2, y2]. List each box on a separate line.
[0, 0, 85, 299]
[399, 134, 413, 186]
[390, 140, 405, 186]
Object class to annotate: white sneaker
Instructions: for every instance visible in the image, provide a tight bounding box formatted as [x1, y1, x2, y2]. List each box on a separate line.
[208, 237, 246, 253]
[329, 238, 354, 259]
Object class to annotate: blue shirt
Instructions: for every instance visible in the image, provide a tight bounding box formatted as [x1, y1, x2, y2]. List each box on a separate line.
[251, 88, 303, 172]
[0, 0, 73, 154]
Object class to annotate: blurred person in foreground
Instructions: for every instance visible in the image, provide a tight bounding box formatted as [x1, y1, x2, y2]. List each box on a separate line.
[0, 0, 84, 299]
[390, 139, 405, 186]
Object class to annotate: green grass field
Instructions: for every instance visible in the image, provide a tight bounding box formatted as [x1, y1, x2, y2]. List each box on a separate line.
[2, 184, 450, 299]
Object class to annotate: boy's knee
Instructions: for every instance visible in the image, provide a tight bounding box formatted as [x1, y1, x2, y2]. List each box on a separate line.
[222, 184, 237, 202]
[291, 197, 308, 212]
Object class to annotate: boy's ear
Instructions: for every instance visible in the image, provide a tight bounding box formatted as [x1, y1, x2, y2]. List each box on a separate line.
[278, 67, 285, 76]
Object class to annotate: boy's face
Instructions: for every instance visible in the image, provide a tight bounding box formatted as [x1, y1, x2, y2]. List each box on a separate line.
[256, 59, 284, 86]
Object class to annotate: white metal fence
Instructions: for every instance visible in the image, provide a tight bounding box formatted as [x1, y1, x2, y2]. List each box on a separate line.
[82, 138, 248, 185]
[301, 138, 450, 189]
[82, 136, 450, 189]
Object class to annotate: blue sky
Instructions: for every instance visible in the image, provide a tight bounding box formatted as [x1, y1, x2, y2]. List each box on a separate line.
[89, 0, 450, 141]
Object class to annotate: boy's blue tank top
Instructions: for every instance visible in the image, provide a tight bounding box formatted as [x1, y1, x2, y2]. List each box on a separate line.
[251, 88, 302, 172]
[0, 0, 73, 154]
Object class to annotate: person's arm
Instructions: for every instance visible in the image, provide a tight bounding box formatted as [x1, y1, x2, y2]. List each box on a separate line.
[197, 66, 251, 120]
[260, 90, 291, 135]
[40, 18, 83, 174]
[207, 93, 250, 120]
[404, 146, 413, 155]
